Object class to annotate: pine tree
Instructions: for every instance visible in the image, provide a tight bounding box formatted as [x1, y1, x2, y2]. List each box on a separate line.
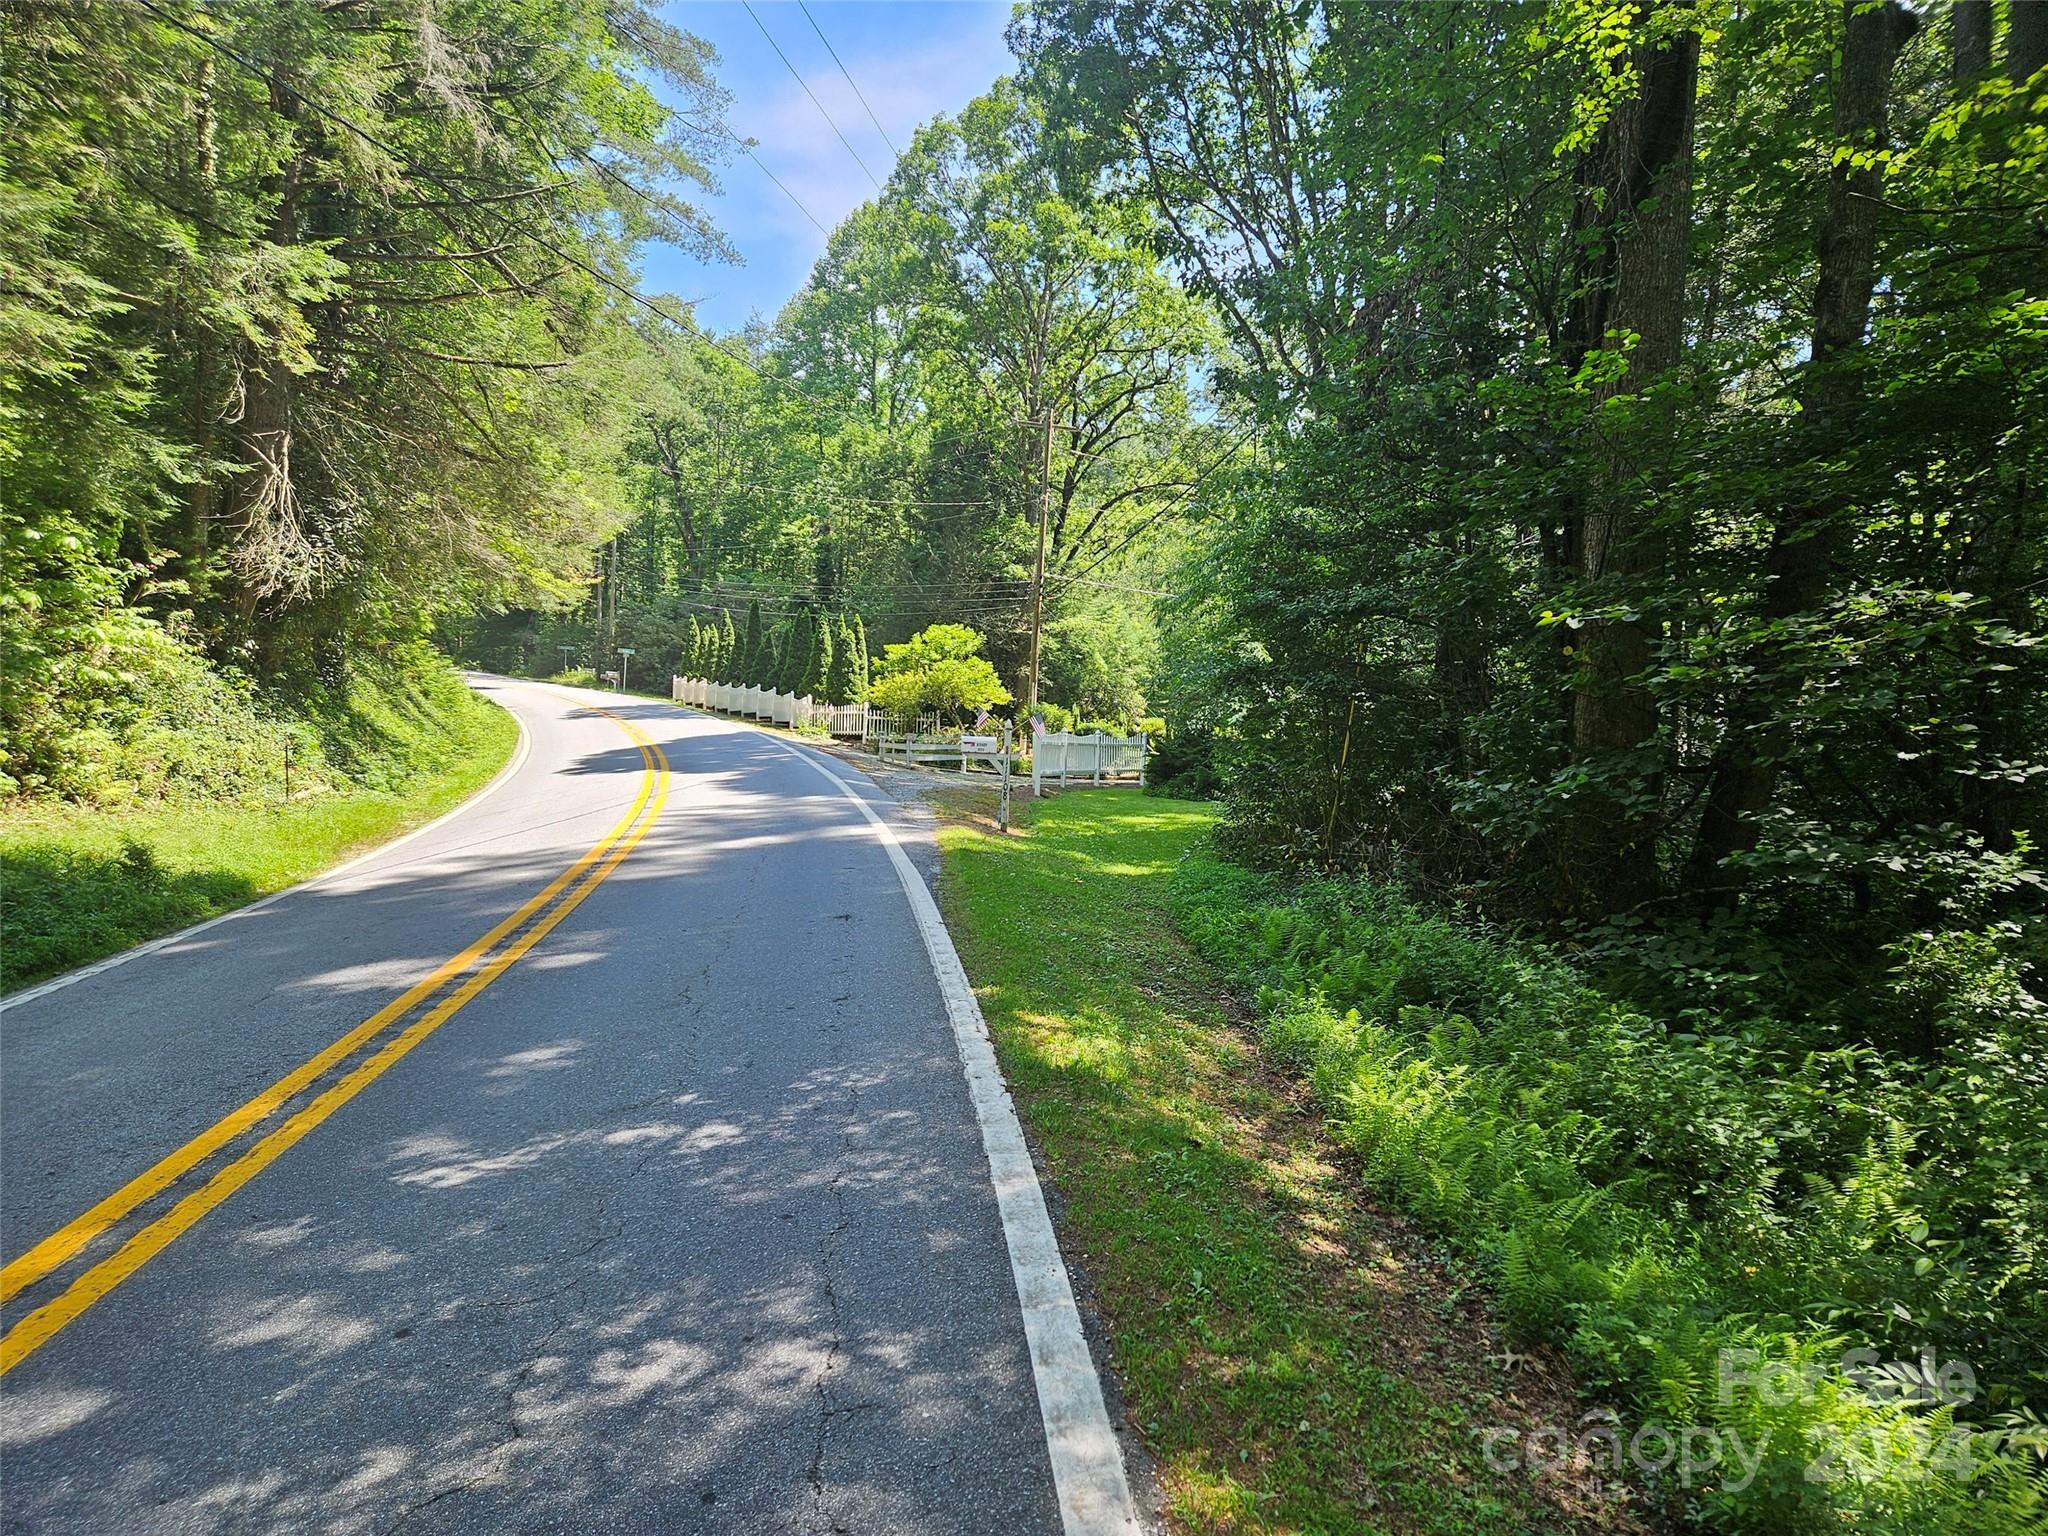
[851, 616, 871, 702]
[684, 615, 703, 675]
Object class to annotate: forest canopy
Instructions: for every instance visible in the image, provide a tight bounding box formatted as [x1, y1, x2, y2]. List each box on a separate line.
[1, 0, 737, 788]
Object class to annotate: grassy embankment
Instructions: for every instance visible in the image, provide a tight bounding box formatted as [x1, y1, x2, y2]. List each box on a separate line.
[937, 788, 1639, 1536]
[942, 789, 2042, 1534]
[1, 654, 516, 993]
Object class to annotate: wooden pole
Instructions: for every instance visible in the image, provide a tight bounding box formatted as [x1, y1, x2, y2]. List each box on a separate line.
[1026, 411, 1054, 708]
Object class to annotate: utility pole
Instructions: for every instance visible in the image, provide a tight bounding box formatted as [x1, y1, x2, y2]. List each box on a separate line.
[1026, 410, 1054, 708]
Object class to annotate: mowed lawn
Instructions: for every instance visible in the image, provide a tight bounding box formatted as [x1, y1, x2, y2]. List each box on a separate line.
[0, 700, 519, 994]
[937, 789, 1639, 1536]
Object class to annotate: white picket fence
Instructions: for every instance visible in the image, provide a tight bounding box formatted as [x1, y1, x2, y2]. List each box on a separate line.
[671, 676, 869, 737]
[877, 735, 1015, 771]
[1031, 730, 1147, 792]
[863, 710, 942, 746]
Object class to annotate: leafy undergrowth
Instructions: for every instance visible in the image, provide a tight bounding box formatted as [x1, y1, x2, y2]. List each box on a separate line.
[0, 655, 516, 992]
[1170, 856, 2047, 1535]
[936, 788, 1650, 1535]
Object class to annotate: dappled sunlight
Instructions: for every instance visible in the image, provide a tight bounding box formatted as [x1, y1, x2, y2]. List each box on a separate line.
[1011, 1007, 1136, 1082]
[480, 1039, 586, 1077]
[236, 1217, 316, 1250]
[0, 1381, 114, 1449]
[515, 947, 611, 972]
[941, 792, 1638, 1533]
[208, 1293, 381, 1363]
[2, 693, 1067, 1533]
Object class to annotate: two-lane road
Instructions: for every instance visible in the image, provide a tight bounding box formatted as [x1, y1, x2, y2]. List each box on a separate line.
[0, 679, 1136, 1534]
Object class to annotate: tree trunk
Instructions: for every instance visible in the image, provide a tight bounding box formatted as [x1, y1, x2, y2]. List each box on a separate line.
[1559, 5, 1701, 918]
[2011, 0, 2048, 85]
[224, 81, 307, 625]
[1952, 0, 1991, 84]
[1685, 0, 1920, 909]
[180, 56, 218, 607]
[650, 423, 702, 572]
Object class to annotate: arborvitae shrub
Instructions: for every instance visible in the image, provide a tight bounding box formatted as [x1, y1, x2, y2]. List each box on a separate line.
[803, 615, 831, 698]
[715, 610, 736, 682]
[827, 616, 854, 703]
[738, 602, 763, 684]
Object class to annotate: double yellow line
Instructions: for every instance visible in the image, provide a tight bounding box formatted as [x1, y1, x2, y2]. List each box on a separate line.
[0, 700, 669, 1377]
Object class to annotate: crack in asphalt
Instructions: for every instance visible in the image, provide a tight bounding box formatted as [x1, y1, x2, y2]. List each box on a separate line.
[798, 999, 861, 1535]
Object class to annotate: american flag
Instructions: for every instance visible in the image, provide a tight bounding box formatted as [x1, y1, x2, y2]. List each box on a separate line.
[973, 707, 991, 731]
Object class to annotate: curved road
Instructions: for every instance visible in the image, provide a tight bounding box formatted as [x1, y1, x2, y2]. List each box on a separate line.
[0, 679, 1134, 1534]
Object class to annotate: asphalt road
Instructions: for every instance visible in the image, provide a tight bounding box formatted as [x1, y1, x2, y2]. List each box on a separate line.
[0, 679, 1125, 1534]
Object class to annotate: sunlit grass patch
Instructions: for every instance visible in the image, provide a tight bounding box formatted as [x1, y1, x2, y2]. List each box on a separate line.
[937, 790, 1641, 1535]
[1, 684, 516, 993]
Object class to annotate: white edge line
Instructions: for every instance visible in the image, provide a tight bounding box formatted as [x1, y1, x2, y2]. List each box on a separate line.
[1, 682, 532, 1013]
[669, 698, 1141, 1536]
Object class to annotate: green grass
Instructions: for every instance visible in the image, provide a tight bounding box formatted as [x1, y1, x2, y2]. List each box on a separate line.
[936, 790, 1641, 1536]
[0, 682, 516, 994]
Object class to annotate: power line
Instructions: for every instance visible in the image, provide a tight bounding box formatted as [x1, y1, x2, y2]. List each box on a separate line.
[710, 482, 990, 507]
[743, 1, 884, 192]
[734, 141, 829, 236]
[1063, 424, 1257, 582]
[1048, 572, 1179, 598]
[140, 0, 1219, 593]
[798, 2, 901, 160]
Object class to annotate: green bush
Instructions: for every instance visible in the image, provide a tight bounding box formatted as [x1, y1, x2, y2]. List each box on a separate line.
[869, 623, 1011, 721]
[1171, 853, 2048, 1534]
[1, 619, 498, 812]
[1146, 723, 1223, 799]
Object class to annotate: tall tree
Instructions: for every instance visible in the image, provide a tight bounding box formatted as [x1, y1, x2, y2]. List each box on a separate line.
[1556, 2, 1702, 914]
[1685, 0, 1921, 907]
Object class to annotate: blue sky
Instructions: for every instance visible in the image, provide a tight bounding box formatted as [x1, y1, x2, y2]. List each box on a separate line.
[642, 2, 1019, 334]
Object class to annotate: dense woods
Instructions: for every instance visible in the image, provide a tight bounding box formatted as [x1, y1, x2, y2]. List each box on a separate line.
[3, 0, 733, 791]
[1013, 0, 2046, 1528]
[6, 0, 2045, 1528]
